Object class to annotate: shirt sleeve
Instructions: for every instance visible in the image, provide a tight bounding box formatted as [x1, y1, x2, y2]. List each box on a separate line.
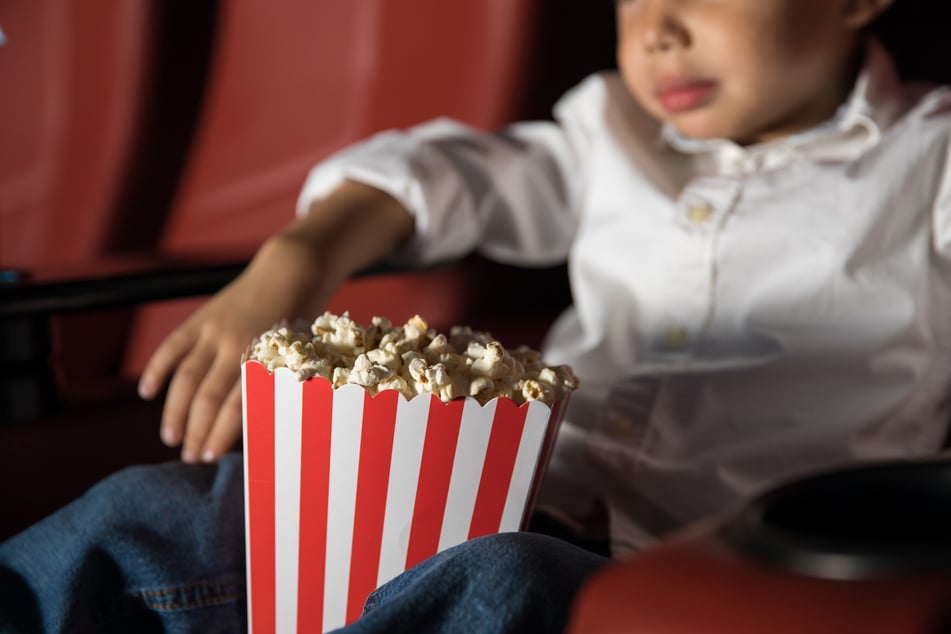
[933, 100, 951, 258]
[295, 78, 602, 268]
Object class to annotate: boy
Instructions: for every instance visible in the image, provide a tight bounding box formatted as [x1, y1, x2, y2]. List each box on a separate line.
[4, 0, 947, 631]
[145, 0, 944, 554]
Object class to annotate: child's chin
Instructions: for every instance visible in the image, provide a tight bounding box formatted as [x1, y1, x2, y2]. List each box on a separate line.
[666, 113, 736, 142]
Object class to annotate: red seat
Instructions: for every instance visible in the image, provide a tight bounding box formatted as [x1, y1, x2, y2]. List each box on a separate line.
[0, 0, 153, 269]
[568, 460, 951, 634]
[0, 1, 159, 404]
[0, 0, 615, 539]
[121, 0, 544, 377]
[161, 0, 538, 254]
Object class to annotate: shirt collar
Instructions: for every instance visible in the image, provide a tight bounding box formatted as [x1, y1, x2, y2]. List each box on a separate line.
[661, 38, 904, 172]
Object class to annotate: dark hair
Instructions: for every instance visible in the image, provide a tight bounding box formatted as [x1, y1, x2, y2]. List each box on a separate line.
[870, 1, 951, 84]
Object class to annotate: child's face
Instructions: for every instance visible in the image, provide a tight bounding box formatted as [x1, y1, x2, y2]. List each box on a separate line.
[616, 0, 888, 144]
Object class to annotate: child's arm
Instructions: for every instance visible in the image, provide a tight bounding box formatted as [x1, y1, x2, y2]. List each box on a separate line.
[137, 180, 414, 463]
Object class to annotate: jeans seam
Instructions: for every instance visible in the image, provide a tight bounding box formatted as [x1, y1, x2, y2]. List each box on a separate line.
[128, 576, 246, 611]
[362, 590, 381, 613]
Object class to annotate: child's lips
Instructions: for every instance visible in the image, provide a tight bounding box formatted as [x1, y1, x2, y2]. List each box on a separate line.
[655, 79, 718, 113]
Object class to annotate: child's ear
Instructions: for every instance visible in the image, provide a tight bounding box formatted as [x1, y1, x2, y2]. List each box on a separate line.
[841, 0, 895, 30]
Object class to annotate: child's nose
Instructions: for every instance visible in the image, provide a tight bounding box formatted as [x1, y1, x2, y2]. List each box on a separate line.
[639, 0, 689, 54]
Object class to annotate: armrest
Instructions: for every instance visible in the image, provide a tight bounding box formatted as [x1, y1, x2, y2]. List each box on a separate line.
[0, 254, 406, 319]
[568, 460, 951, 634]
[0, 253, 570, 424]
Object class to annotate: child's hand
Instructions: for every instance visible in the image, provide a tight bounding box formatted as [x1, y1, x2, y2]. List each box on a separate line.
[138, 235, 330, 463]
[137, 181, 414, 463]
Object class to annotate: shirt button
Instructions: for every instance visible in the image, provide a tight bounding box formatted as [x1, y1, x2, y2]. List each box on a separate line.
[687, 203, 713, 224]
[605, 414, 635, 438]
[664, 325, 689, 348]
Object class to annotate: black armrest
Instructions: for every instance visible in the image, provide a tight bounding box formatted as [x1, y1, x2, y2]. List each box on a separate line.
[0, 256, 414, 319]
[0, 253, 568, 425]
[0, 262, 246, 319]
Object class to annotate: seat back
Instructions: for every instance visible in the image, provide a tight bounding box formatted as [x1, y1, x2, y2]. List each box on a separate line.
[0, 1, 153, 270]
[157, 0, 539, 254]
[121, 0, 549, 376]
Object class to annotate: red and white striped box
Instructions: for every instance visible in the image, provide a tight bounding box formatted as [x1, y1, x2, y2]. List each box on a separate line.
[242, 360, 568, 633]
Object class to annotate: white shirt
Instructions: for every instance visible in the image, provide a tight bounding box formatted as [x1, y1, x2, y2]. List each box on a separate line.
[298, 41, 951, 555]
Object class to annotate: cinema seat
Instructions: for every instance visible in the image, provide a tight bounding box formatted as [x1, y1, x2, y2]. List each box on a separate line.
[0, 0, 161, 407]
[0, 0, 615, 539]
[568, 459, 951, 634]
[0, 0, 153, 269]
[121, 0, 548, 378]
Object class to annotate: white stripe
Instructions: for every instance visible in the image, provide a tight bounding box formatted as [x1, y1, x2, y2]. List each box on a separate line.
[376, 394, 431, 587]
[438, 398, 497, 551]
[323, 384, 365, 632]
[499, 402, 552, 532]
[273, 369, 303, 634]
[241, 364, 254, 633]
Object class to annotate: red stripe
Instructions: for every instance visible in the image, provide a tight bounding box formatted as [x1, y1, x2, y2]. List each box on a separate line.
[521, 399, 566, 529]
[296, 377, 335, 631]
[244, 362, 276, 634]
[467, 399, 529, 539]
[404, 396, 465, 569]
[346, 390, 400, 623]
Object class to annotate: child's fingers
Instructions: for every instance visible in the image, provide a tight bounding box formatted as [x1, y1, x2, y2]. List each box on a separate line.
[160, 345, 216, 452]
[199, 383, 244, 463]
[180, 355, 241, 463]
[138, 324, 196, 400]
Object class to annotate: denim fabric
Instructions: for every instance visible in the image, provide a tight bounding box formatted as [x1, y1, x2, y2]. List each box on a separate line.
[0, 454, 608, 634]
[0, 455, 248, 634]
[342, 532, 608, 634]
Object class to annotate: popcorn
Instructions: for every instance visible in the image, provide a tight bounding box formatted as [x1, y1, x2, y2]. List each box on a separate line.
[242, 312, 578, 633]
[247, 311, 578, 405]
[250, 327, 332, 381]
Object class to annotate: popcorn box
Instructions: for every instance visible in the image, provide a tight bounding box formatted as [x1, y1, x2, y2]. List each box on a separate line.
[242, 360, 568, 633]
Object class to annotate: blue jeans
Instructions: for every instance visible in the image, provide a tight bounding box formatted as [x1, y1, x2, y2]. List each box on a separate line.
[0, 454, 608, 633]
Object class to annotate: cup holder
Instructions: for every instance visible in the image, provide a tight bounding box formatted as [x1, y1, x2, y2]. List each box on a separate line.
[720, 459, 951, 580]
